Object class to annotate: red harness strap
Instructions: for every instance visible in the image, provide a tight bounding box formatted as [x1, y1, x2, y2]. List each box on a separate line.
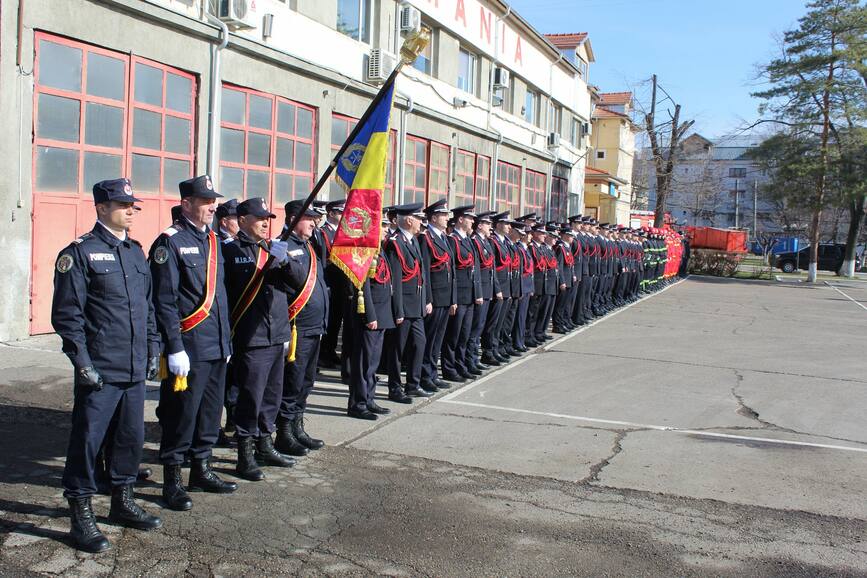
[373, 253, 391, 284]
[492, 237, 511, 272]
[424, 234, 451, 272]
[451, 235, 474, 270]
[521, 247, 533, 277]
[391, 238, 421, 285]
[531, 245, 547, 272]
[474, 238, 494, 269]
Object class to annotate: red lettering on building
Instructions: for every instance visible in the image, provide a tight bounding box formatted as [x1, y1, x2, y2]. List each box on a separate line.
[455, 0, 467, 27]
[514, 35, 523, 66]
[479, 6, 491, 44]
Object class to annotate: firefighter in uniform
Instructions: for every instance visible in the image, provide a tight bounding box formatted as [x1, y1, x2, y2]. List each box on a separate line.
[222, 197, 296, 482]
[467, 211, 499, 370]
[442, 205, 481, 382]
[552, 227, 577, 332]
[150, 175, 237, 512]
[481, 212, 511, 365]
[53, 179, 162, 552]
[319, 199, 347, 370]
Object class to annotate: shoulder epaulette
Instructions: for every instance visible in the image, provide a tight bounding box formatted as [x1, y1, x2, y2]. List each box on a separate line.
[72, 232, 94, 244]
[162, 226, 178, 237]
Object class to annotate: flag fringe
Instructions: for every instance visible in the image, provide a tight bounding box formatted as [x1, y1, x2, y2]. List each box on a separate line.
[328, 246, 379, 290]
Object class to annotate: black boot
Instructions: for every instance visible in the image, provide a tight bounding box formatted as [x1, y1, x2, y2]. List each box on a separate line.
[108, 484, 162, 530]
[162, 464, 192, 512]
[188, 458, 237, 493]
[235, 436, 265, 481]
[255, 434, 296, 468]
[292, 414, 324, 450]
[274, 418, 310, 457]
[68, 497, 111, 553]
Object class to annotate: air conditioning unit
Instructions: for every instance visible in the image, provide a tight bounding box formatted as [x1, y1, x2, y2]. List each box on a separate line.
[366, 49, 398, 85]
[547, 132, 561, 149]
[399, 4, 422, 34]
[217, 0, 257, 30]
[493, 67, 510, 89]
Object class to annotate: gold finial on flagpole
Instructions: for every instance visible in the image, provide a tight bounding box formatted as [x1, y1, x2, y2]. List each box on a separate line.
[400, 27, 431, 65]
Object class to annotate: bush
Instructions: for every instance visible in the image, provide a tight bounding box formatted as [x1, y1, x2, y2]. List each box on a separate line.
[688, 249, 743, 277]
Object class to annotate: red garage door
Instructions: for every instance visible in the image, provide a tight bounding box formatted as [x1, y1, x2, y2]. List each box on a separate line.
[31, 33, 197, 333]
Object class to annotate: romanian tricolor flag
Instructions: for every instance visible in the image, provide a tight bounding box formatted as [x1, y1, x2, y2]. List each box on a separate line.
[329, 81, 395, 291]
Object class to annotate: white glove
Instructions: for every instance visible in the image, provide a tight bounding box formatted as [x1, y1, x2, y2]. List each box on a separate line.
[283, 341, 291, 356]
[168, 350, 190, 377]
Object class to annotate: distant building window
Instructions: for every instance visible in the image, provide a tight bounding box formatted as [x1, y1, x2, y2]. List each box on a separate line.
[337, 0, 371, 43]
[413, 25, 434, 75]
[524, 89, 538, 126]
[570, 118, 580, 146]
[576, 57, 587, 79]
[550, 103, 563, 134]
[596, 150, 606, 160]
[457, 48, 477, 95]
[729, 167, 747, 178]
[495, 160, 520, 213]
[524, 170, 546, 215]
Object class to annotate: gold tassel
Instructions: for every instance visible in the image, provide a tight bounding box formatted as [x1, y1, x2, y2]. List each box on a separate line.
[173, 375, 188, 393]
[286, 322, 298, 363]
[357, 288, 365, 314]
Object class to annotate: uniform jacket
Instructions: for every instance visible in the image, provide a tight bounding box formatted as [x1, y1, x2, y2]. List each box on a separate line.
[354, 244, 402, 330]
[504, 237, 522, 298]
[52, 223, 160, 382]
[489, 233, 513, 295]
[517, 242, 535, 295]
[449, 231, 481, 305]
[556, 241, 575, 288]
[420, 227, 457, 307]
[471, 233, 499, 300]
[149, 218, 231, 361]
[284, 233, 329, 337]
[542, 243, 559, 296]
[529, 242, 550, 296]
[222, 230, 292, 348]
[386, 231, 429, 319]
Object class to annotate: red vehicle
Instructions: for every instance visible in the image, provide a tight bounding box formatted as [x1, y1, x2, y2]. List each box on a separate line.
[685, 227, 747, 253]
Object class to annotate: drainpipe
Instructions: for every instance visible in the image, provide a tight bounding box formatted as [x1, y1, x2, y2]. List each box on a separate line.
[204, 5, 229, 181]
[489, 129, 503, 211]
[397, 92, 414, 204]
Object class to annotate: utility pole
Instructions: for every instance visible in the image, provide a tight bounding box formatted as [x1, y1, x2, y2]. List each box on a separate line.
[734, 178, 739, 229]
[753, 179, 758, 239]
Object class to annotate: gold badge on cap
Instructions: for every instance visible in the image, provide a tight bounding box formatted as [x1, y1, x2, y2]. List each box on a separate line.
[56, 254, 74, 273]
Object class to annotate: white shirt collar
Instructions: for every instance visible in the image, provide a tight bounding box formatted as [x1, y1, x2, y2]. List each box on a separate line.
[97, 219, 127, 241]
[428, 224, 445, 238]
[455, 229, 467, 239]
[399, 227, 414, 243]
[184, 215, 207, 233]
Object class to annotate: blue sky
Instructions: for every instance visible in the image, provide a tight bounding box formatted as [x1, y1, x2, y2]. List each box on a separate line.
[506, 0, 810, 138]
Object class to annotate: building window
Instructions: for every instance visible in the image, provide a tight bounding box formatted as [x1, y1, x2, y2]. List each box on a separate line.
[577, 58, 587, 79]
[475, 155, 491, 206]
[524, 169, 546, 216]
[570, 118, 580, 146]
[404, 136, 428, 205]
[219, 84, 317, 216]
[550, 176, 568, 222]
[330, 113, 396, 205]
[495, 161, 520, 213]
[457, 48, 477, 95]
[550, 104, 563, 135]
[413, 25, 434, 75]
[729, 167, 747, 178]
[33, 33, 196, 198]
[455, 150, 477, 206]
[524, 89, 538, 125]
[502, 76, 515, 114]
[596, 149, 606, 160]
[337, 0, 371, 43]
[429, 141, 450, 204]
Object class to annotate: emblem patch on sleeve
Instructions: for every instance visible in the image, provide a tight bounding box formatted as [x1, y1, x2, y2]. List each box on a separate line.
[153, 246, 169, 264]
[56, 254, 74, 273]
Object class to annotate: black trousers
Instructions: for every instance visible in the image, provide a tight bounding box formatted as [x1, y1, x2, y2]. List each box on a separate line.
[553, 286, 572, 329]
[280, 335, 321, 419]
[499, 297, 518, 352]
[233, 344, 284, 438]
[224, 359, 238, 428]
[534, 295, 555, 338]
[64, 381, 144, 498]
[321, 288, 344, 360]
[442, 303, 472, 376]
[482, 297, 505, 353]
[387, 317, 425, 390]
[467, 299, 490, 365]
[527, 295, 542, 339]
[422, 306, 449, 383]
[158, 360, 226, 465]
[513, 294, 530, 348]
[348, 324, 385, 411]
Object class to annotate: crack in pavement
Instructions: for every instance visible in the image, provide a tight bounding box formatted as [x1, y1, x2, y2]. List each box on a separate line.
[578, 430, 631, 485]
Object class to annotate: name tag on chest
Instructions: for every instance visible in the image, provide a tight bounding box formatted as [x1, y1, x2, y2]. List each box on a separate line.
[88, 253, 116, 262]
[235, 256, 255, 264]
[179, 247, 200, 256]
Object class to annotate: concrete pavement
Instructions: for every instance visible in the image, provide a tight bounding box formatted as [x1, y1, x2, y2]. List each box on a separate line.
[1, 276, 866, 576]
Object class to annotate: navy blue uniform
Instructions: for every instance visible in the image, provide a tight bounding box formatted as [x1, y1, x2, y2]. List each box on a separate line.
[485, 233, 513, 357]
[468, 234, 498, 367]
[223, 231, 292, 438]
[419, 228, 456, 385]
[53, 224, 160, 498]
[441, 231, 478, 378]
[150, 219, 231, 465]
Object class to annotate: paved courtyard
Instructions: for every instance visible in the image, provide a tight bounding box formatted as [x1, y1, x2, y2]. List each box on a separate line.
[1, 277, 865, 576]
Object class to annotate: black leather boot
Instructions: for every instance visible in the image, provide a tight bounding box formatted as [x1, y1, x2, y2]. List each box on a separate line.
[255, 434, 296, 468]
[108, 484, 162, 530]
[68, 497, 111, 553]
[235, 436, 265, 481]
[292, 414, 324, 450]
[275, 417, 310, 457]
[162, 464, 193, 511]
[188, 458, 237, 493]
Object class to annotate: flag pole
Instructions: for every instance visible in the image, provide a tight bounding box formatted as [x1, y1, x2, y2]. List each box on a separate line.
[280, 28, 430, 242]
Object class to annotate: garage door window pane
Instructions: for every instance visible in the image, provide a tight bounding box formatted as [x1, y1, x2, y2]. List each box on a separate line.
[38, 40, 82, 92]
[277, 101, 296, 134]
[247, 133, 272, 167]
[295, 142, 312, 171]
[274, 173, 292, 204]
[164, 116, 191, 154]
[85, 103, 124, 148]
[83, 152, 122, 190]
[247, 170, 270, 196]
[220, 167, 244, 197]
[331, 117, 348, 145]
[135, 63, 163, 106]
[37, 94, 80, 143]
[297, 108, 313, 139]
[131, 154, 161, 193]
[163, 158, 190, 196]
[248, 95, 272, 130]
[166, 73, 192, 114]
[86, 53, 125, 101]
[133, 108, 162, 150]
[220, 128, 245, 163]
[294, 175, 311, 199]
[276, 138, 294, 169]
[36, 146, 79, 192]
[222, 88, 245, 125]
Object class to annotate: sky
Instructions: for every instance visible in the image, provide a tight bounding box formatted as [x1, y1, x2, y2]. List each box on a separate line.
[505, 0, 810, 139]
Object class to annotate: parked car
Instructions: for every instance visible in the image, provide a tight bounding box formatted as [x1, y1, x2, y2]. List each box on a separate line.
[773, 243, 860, 273]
